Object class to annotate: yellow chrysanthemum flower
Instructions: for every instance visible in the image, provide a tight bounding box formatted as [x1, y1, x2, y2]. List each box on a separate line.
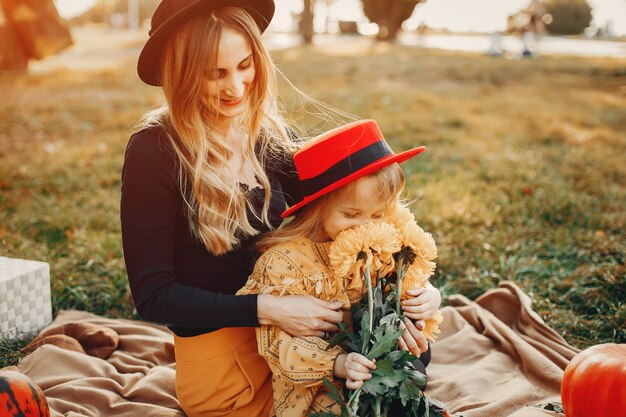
[401, 267, 429, 295]
[328, 226, 367, 278]
[421, 310, 443, 343]
[387, 205, 436, 258]
[386, 203, 415, 233]
[365, 221, 401, 277]
[329, 222, 401, 281]
[386, 204, 438, 299]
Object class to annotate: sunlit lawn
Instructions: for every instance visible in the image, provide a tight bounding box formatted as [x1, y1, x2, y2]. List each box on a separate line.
[1, 36, 624, 367]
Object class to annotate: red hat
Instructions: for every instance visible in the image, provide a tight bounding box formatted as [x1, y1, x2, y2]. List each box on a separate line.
[282, 120, 426, 218]
[137, 0, 275, 86]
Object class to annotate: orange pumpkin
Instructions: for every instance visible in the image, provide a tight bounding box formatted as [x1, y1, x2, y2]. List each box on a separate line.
[0, 370, 50, 417]
[561, 343, 626, 417]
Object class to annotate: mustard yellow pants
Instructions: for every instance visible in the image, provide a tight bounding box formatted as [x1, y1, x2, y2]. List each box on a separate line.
[174, 327, 273, 417]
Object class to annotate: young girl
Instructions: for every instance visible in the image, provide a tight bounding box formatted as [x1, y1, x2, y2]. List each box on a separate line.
[237, 120, 442, 416]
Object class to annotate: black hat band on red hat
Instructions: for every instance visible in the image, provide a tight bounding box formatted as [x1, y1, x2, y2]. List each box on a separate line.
[300, 140, 393, 198]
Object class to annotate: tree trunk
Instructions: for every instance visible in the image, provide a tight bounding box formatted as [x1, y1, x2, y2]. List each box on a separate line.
[385, 0, 403, 41]
[364, 0, 420, 42]
[301, 0, 314, 44]
[0, 19, 28, 71]
[374, 1, 388, 41]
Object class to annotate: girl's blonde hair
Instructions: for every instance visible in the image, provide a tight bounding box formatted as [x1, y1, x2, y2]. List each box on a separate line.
[141, 7, 297, 255]
[257, 163, 406, 253]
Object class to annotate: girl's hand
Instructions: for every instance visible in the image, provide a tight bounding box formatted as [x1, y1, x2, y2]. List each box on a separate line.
[401, 282, 442, 321]
[257, 294, 344, 337]
[334, 352, 376, 390]
[397, 318, 428, 357]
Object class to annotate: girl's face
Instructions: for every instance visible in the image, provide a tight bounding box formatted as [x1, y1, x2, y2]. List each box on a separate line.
[317, 176, 389, 242]
[204, 27, 256, 122]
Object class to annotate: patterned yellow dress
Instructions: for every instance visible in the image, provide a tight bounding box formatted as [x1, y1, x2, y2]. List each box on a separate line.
[237, 236, 367, 417]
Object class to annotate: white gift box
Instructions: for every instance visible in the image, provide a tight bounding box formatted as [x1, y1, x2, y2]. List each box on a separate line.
[0, 256, 52, 339]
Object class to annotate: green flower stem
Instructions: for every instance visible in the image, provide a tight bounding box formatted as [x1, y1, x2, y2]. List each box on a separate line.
[374, 396, 382, 417]
[347, 388, 362, 417]
[348, 265, 372, 417]
[396, 257, 404, 316]
[365, 266, 373, 333]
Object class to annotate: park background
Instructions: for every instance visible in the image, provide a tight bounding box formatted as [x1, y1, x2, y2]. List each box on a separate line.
[0, 0, 624, 368]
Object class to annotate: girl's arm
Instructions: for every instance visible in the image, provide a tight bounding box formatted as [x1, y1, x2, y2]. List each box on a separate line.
[237, 251, 345, 387]
[333, 352, 376, 390]
[257, 324, 345, 388]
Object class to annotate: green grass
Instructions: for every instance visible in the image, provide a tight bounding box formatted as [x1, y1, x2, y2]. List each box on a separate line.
[1, 40, 624, 368]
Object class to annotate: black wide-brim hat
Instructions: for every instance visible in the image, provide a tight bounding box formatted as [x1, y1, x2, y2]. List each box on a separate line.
[137, 0, 275, 86]
[282, 120, 426, 218]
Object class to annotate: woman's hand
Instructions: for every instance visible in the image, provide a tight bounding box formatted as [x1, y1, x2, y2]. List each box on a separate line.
[401, 282, 442, 322]
[341, 309, 354, 332]
[334, 352, 376, 390]
[397, 318, 429, 357]
[257, 294, 343, 337]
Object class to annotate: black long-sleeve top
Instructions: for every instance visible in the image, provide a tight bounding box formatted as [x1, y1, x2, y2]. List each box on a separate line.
[120, 125, 301, 337]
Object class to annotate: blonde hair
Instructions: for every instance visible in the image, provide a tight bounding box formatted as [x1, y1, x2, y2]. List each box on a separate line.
[141, 7, 297, 255]
[257, 163, 406, 253]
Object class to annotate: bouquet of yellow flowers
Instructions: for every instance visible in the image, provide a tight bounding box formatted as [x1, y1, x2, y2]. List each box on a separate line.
[315, 205, 450, 417]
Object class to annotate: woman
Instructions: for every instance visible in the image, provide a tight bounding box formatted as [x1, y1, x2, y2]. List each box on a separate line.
[120, 1, 433, 416]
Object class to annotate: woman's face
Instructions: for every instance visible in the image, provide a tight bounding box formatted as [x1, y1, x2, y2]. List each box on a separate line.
[204, 27, 256, 121]
[317, 176, 388, 242]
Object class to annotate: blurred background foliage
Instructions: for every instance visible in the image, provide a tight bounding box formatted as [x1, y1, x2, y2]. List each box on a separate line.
[543, 0, 592, 35]
[59, 0, 597, 38]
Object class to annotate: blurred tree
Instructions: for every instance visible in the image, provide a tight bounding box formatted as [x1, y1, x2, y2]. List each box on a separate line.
[361, 0, 425, 41]
[0, 0, 72, 71]
[0, 8, 28, 71]
[300, 0, 314, 44]
[543, 0, 592, 35]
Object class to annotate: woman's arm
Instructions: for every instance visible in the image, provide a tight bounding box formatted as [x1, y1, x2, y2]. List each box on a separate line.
[122, 129, 344, 331]
[257, 294, 343, 337]
[257, 324, 345, 388]
[121, 129, 259, 329]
